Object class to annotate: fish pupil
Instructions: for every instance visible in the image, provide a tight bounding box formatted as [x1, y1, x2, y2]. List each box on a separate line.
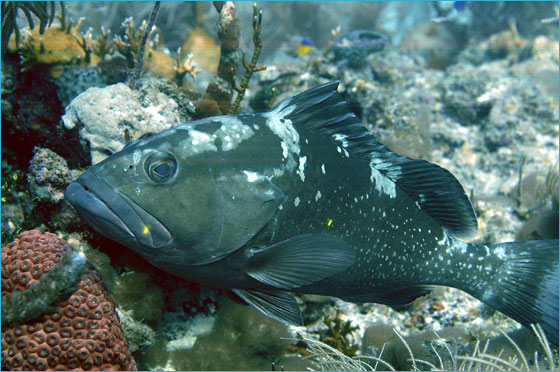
[153, 162, 170, 177]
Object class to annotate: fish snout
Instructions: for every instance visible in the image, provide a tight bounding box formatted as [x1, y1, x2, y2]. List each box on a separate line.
[65, 172, 172, 250]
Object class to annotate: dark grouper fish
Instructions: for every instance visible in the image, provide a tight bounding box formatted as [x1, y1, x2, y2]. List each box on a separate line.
[66, 82, 559, 344]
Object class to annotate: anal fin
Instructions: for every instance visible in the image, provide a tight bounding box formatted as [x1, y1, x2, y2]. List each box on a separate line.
[232, 289, 303, 326]
[339, 285, 433, 306]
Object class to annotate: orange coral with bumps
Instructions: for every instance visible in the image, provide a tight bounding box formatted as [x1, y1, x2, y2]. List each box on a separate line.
[1, 230, 136, 371]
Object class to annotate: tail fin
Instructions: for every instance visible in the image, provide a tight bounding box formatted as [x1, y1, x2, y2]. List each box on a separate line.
[475, 240, 558, 345]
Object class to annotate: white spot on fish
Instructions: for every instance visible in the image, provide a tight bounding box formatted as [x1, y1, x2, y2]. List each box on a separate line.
[315, 190, 322, 201]
[333, 133, 349, 147]
[281, 142, 288, 159]
[263, 110, 300, 178]
[321, 164, 326, 174]
[369, 162, 396, 198]
[294, 197, 300, 207]
[494, 245, 508, 260]
[186, 129, 217, 152]
[297, 156, 307, 182]
[177, 117, 254, 155]
[135, 186, 141, 196]
[243, 170, 259, 183]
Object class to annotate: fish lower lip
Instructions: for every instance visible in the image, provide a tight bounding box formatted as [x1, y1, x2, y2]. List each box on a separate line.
[66, 171, 172, 249]
[65, 181, 135, 240]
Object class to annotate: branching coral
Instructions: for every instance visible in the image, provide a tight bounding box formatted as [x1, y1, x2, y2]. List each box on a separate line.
[319, 311, 360, 357]
[174, 51, 202, 85]
[114, 17, 159, 70]
[229, 2, 266, 114]
[195, 2, 266, 118]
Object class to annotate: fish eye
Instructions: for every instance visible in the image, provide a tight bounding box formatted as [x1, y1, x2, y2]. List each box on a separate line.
[144, 152, 177, 183]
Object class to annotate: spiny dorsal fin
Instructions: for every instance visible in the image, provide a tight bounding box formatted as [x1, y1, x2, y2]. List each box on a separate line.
[269, 81, 478, 239]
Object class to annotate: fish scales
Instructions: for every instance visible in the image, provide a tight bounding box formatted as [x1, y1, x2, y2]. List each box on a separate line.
[66, 81, 559, 345]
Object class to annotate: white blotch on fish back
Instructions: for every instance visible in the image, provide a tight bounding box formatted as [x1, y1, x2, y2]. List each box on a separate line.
[281, 142, 289, 159]
[321, 164, 326, 174]
[188, 130, 217, 152]
[369, 156, 401, 198]
[297, 156, 307, 182]
[263, 109, 300, 178]
[315, 190, 322, 201]
[369, 163, 396, 198]
[216, 116, 254, 151]
[243, 170, 259, 183]
[294, 197, 300, 207]
[332, 133, 349, 148]
[176, 117, 253, 155]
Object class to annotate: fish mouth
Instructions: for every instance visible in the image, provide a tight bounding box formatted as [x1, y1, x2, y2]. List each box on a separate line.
[65, 171, 172, 249]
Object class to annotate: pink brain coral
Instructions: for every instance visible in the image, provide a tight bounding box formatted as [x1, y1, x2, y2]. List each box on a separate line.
[1, 230, 136, 371]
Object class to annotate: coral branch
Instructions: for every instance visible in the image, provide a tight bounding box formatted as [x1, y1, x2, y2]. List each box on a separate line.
[194, 1, 240, 117]
[128, 0, 161, 84]
[229, 3, 266, 114]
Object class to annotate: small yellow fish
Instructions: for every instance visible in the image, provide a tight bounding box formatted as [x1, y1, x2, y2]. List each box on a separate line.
[296, 39, 314, 57]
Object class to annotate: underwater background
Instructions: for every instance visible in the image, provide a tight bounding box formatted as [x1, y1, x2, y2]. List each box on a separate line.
[1, 1, 558, 370]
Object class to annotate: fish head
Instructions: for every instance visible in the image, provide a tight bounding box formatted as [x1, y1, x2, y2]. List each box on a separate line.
[65, 117, 285, 267]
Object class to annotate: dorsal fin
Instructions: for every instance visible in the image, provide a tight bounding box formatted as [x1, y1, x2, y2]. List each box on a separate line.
[269, 81, 478, 239]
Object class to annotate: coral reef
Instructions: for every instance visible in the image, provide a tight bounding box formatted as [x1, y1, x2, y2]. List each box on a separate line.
[1, 230, 136, 370]
[62, 79, 192, 164]
[147, 298, 292, 371]
[400, 22, 462, 69]
[7, 10, 97, 77]
[1, 2, 56, 57]
[54, 66, 106, 108]
[27, 147, 81, 203]
[318, 311, 360, 357]
[332, 29, 388, 69]
[195, 2, 265, 118]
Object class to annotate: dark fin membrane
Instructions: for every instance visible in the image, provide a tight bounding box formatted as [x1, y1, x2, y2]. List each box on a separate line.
[246, 233, 355, 289]
[338, 285, 433, 306]
[232, 289, 303, 326]
[474, 240, 559, 346]
[270, 81, 478, 239]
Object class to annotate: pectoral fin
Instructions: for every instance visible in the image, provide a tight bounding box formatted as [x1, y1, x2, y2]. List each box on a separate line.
[246, 234, 355, 289]
[232, 289, 303, 326]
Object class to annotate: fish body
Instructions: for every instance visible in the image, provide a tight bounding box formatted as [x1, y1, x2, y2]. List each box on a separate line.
[66, 82, 558, 344]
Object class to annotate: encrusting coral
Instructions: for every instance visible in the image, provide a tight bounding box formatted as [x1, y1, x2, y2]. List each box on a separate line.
[1, 230, 137, 371]
[7, 8, 100, 78]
